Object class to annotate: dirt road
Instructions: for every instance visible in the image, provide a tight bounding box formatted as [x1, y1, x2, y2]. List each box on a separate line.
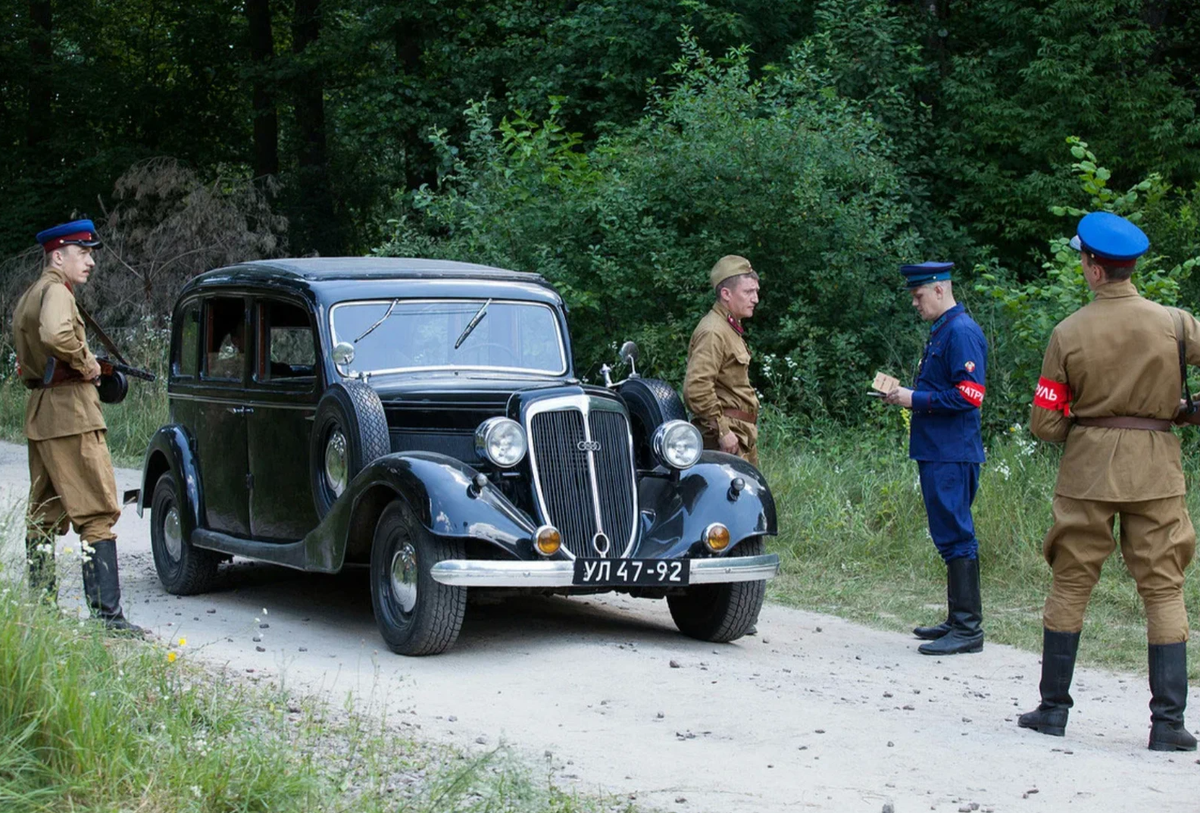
[0, 440, 1194, 812]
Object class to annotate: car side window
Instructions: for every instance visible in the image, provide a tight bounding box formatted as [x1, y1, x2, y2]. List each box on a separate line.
[202, 297, 246, 381]
[174, 303, 200, 378]
[256, 299, 316, 383]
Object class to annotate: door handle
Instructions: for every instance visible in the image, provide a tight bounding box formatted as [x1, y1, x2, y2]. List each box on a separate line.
[225, 406, 255, 415]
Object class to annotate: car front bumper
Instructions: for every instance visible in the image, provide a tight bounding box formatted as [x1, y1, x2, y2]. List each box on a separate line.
[429, 553, 780, 587]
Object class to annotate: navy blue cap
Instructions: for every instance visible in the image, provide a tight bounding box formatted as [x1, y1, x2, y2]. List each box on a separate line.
[1068, 212, 1148, 264]
[900, 261, 954, 288]
[36, 219, 102, 253]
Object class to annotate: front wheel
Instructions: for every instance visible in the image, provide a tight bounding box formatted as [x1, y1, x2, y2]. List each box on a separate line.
[370, 500, 467, 656]
[667, 537, 766, 643]
[150, 472, 220, 595]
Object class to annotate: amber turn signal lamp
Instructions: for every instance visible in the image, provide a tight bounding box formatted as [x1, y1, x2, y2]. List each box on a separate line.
[703, 523, 731, 552]
[535, 526, 562, 556]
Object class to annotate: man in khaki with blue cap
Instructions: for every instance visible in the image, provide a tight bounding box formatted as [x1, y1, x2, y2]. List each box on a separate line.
[683, 255, 761, 466]
[1019, 211, 1197, 751]
[12, 219, 140, 633]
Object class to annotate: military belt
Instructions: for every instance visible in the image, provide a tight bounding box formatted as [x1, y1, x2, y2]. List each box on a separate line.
[723, 408, 758, 423]
[1075, 416, 1173, 432]
[23, 377, 87, 391]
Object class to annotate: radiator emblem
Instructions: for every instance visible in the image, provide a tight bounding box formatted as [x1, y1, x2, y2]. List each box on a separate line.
[577, 440, 601, 452]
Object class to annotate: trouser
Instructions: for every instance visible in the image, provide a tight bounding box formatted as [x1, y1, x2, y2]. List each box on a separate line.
[26, 430, 121, 544]
[917, 461, 980, 562]
[1043, 495, 1195, 644]
[697, 416, 759, 467]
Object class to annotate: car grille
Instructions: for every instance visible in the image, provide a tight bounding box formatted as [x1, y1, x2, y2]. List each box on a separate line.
[528, 400, 637, 558]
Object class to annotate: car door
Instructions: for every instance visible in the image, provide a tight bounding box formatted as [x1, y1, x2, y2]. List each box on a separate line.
[246, 296, 321, 540]
[191, 295, 252, 536]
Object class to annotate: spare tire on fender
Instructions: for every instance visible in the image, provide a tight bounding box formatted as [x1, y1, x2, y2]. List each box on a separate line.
[310, 381, 391, 518]
[616, 377, 687, 468]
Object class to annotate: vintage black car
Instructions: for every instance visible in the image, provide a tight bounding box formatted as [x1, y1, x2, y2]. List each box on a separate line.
[140, 258, 778, 654]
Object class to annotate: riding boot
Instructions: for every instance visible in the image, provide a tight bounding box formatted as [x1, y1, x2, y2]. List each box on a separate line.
[81, 540, 143, 635]
[25, 536, 57, 602]
[1148, 642, 1198, 752]
[1018, 629, 1080, 737]
[914, 571, 952, 640]
[918, 556, 983, 655]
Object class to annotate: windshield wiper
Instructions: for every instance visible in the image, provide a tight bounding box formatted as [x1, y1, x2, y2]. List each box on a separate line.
[454, 298, 491, 350]
[353, 298, 399, 343]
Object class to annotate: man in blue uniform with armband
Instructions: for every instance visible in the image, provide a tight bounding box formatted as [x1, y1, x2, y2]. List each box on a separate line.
[884, 262, 988, 655]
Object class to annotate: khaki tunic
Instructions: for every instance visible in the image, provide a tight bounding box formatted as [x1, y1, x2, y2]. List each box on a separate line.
[13, 268, 105, 440]
[12, 267, 119, 543]
[1030, 280, 1199, 642]
[683, 301, 760, 464]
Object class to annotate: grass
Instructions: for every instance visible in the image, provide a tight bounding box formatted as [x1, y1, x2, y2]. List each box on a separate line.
[759, 413, 1200, 678]
[0, 570, 637, 813]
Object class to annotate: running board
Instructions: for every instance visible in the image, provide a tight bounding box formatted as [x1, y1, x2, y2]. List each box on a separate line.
[191, 529, 308, 570]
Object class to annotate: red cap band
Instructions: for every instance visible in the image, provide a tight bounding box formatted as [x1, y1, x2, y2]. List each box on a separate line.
[42, 232, 94, 253]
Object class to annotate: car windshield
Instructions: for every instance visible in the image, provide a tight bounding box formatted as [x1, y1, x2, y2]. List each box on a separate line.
[329, 298, 567, 376]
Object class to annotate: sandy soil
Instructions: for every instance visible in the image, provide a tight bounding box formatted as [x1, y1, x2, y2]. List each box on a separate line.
[0, 440, 1195, 813]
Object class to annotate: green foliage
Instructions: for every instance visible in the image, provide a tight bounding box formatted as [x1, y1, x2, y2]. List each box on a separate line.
[381, 36, 932, 419]
[976, 138, 1199, 428]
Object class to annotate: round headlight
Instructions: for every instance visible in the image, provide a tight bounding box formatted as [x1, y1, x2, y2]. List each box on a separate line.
[652, 420, 702, 470]
[475, 417, 527, 468]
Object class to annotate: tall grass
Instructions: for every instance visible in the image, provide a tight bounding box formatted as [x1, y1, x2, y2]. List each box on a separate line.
[760, 411, 1200, 677]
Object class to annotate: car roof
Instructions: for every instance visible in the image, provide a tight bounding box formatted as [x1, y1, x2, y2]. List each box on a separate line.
[180, 257, 563, 305]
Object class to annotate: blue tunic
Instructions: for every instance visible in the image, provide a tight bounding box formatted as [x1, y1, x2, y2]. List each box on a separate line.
[908, 303, 988, 561]
[909, 304, 987, 463]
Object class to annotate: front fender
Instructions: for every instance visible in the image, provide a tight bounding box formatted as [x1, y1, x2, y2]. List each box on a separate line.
[138, 425, 204, 540]
[306, 451, 538, 571]
[632, 451, 777, 560]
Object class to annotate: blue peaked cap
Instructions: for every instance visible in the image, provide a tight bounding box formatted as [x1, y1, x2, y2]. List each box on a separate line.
[900, 261, 954, 288]
[1068, 212, 1148, 262]
[35, 219, 102, 250]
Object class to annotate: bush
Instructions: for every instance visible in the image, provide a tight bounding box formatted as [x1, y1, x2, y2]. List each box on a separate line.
[379, 35, 946, 421]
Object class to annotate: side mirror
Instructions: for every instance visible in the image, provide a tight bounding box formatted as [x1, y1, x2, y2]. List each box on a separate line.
[331, 341, 355, 366]
[618, 341, 639, 378]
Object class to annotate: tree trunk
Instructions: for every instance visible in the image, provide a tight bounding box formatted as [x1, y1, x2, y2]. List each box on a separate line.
[246, 0, 278, 178]
[27, 0, 52, 149]
[292, 0, 340, 254]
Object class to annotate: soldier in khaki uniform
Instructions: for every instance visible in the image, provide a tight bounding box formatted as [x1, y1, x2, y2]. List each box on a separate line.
[683, 255, 761, 466]
[1019, 212, 1196, 751]
[13, 219, 139, 633]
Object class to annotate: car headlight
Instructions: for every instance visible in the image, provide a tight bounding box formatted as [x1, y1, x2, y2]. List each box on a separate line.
[652, 420, 702, 470]
[475, 417, 527, 468]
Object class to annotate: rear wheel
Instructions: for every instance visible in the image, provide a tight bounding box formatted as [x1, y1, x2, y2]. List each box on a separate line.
[150, 473, 220, 595]
[370, 500, 467, 655]
[667, 537, 766, 643]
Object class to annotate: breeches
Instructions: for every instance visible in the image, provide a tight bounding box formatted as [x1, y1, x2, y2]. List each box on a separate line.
[918, 461, 980, 562]
[697, 417, 759, 467]
[27, 430, 121, 544]
[1042, 495, 1195, 644]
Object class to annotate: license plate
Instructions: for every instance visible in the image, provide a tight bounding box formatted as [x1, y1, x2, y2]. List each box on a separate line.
[572, 558, 690, 586]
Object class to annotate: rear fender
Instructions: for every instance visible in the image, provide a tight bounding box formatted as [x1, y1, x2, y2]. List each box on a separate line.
[307, 451, 538, 571]
[138, 425, 204, 540]
[632, 451, 776, 560]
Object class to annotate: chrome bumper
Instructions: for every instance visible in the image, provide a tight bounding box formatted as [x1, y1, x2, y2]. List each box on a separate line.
[430, 553, 779, 587]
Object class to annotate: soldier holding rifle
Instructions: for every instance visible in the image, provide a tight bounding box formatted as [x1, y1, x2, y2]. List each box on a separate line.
[12, 219, 141, 633]
[1019, 212, 1196, 751]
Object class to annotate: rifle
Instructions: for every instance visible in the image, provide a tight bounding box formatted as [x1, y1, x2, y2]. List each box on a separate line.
[42, 355, 156, 387]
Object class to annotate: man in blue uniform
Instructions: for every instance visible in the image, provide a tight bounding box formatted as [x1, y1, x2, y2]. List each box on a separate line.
[884, 262, 988, 655]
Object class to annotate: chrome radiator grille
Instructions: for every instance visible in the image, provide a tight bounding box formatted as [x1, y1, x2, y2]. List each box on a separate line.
[527, 398, 637, 559]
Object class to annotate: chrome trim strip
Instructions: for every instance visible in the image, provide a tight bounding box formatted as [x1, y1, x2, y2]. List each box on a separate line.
[523, 394, 638, 559]
[168, 392, 316, 410]
[428, 554, 779, 587]
[329, 298, 568, 377]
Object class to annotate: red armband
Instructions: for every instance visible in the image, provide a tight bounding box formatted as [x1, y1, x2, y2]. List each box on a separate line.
[956, 381, 985, 407]
[1034, 377, 1072, 415]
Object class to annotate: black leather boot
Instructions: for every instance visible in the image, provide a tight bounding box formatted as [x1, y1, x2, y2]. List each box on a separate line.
[1148, 642, 1197, 752]
[81, 540, 143, 635]
[1018, 629, 1080, 737]
[914, 571, 951, 640]
[918, 556, 983, 655]
[25, 535, 57, 602]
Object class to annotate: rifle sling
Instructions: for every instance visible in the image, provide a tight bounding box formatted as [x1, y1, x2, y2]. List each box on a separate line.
[74, 300, 128, 365]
